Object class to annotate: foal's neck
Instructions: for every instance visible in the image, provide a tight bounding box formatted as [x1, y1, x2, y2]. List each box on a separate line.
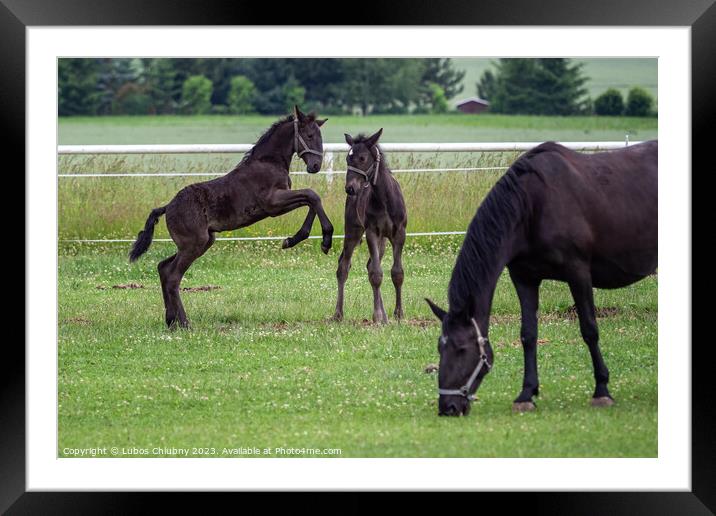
[368, 163, 390, 203]
[251, 120, 295, 170]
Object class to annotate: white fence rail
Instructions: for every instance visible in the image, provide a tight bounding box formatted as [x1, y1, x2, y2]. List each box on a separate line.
[58, 140, 638, 179]
[58, 140, 636, 156]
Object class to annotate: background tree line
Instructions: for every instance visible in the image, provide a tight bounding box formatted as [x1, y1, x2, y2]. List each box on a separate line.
[476, 58, 656, 117]
[59, 57, 656, 117]
[58, 58, 465, 116]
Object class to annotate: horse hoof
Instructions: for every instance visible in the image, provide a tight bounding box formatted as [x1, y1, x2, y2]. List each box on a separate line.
[424, 363, 439, 373]
[591, 396, 615, 407]
[281, 238, 292, 249]
[512, 401, 536, 412]
[330, 313, 343, 322]
[321, 242, 331, 254]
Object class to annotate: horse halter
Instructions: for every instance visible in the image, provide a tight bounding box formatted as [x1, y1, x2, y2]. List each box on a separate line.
[293, 117, 323, 159]
[346, 146, 381, 186]
[437, 318, 492, 401]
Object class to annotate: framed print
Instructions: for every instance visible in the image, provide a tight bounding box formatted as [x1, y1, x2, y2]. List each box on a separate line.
[7, 0, 713, 512]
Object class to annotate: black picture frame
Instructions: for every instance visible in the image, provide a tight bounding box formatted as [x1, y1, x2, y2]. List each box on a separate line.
[6, 0, 711, 512]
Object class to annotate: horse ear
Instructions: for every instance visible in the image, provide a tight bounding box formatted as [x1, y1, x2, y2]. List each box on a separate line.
[366, 128, 383, 147]
[425, 298, 447, 322]
[294, 105, 306, 123]
[316, 118, 327, 127]
[344, 133, 354, 146]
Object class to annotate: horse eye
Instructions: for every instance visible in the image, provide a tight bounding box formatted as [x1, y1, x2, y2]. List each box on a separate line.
[307, 133, 313, 139]
[360, 156, 366, 162]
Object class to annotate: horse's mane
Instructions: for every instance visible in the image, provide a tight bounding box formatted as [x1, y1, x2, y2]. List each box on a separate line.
[447, 152, 539, 315]
[238, 112, 317, 166]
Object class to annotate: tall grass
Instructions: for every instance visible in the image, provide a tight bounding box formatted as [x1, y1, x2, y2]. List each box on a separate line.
[58, 152, 516, 241]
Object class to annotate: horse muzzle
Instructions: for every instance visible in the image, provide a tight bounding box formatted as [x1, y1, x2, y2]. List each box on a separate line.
[438, 395, 472, 416]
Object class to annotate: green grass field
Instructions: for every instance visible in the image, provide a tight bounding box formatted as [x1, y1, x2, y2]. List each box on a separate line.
[57, 114, 658, 458]
[59, 239, 657, 458]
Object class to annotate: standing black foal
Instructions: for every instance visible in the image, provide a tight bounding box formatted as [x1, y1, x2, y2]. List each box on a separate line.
[129, 106, 332, 328]
[332, 129, 408, 324]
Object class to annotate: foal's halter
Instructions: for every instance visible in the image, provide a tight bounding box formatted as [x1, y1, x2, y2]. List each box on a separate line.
[346, 146, 381, 186]
[437, 318, 492, 401]
[293, 117, 323, 159]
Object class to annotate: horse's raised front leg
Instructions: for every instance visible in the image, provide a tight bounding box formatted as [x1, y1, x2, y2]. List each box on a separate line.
[366, 230, 388, 324]
[510, 270, 541, 412]
[568, 271, 614, 407]
[263, 189, 333, 254]
[282, 208, 316, 250]
[332, 229, 362, 322]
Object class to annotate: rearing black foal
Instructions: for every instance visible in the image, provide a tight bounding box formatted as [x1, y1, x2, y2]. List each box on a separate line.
[333, 129, 408, 324]
[129, 106, 333, 328]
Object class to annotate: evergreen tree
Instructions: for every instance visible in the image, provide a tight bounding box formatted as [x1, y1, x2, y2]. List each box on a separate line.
[143, 58, 179, 114]
[479, 58, 589, 115]
[421, 58, 465, 101]
[58, 59, 103, 115]
[476, 68, 496, 100]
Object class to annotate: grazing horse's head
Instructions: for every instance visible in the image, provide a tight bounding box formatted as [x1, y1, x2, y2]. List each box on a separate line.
[426, 298, 494, 416]
[293, 105, 327, 174]
[343, 129, 383, 196]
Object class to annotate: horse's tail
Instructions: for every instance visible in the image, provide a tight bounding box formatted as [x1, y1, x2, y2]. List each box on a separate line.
[129, 206, 166, 262]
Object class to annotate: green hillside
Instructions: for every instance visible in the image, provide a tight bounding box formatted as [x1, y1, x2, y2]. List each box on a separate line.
[452, 58, 657, 105]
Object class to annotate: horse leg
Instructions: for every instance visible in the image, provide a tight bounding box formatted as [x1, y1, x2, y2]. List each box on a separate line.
[282, 208, 316, 250]
[332, 230, 362, 322]
[366, 230, 387, 324]
[263, 189, 333, 254]
[165, 232, 214, 329]
[568, 273, 614, 406]
[389, 231, 405, 320]
[158, 253, 177, 326]
[510, 271, 541, 412]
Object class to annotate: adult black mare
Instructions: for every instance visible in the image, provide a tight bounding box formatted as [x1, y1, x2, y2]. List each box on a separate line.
[426, 140, 657, 416]
[129, 106, 332, 329]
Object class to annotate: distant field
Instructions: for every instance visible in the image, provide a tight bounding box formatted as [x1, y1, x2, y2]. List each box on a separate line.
[59, 113, 657, 145]
[452, 58, 658, 104]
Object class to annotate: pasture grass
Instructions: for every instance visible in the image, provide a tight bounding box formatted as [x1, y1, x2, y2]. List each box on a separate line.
[59, 162, 508, 240]
[58, 238, 657, 458]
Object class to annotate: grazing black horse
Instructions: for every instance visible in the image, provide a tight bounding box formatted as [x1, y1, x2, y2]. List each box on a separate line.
[426, 140, 657, 416]
[332, 129, 408, 324]
[129, 106, 332, 328]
